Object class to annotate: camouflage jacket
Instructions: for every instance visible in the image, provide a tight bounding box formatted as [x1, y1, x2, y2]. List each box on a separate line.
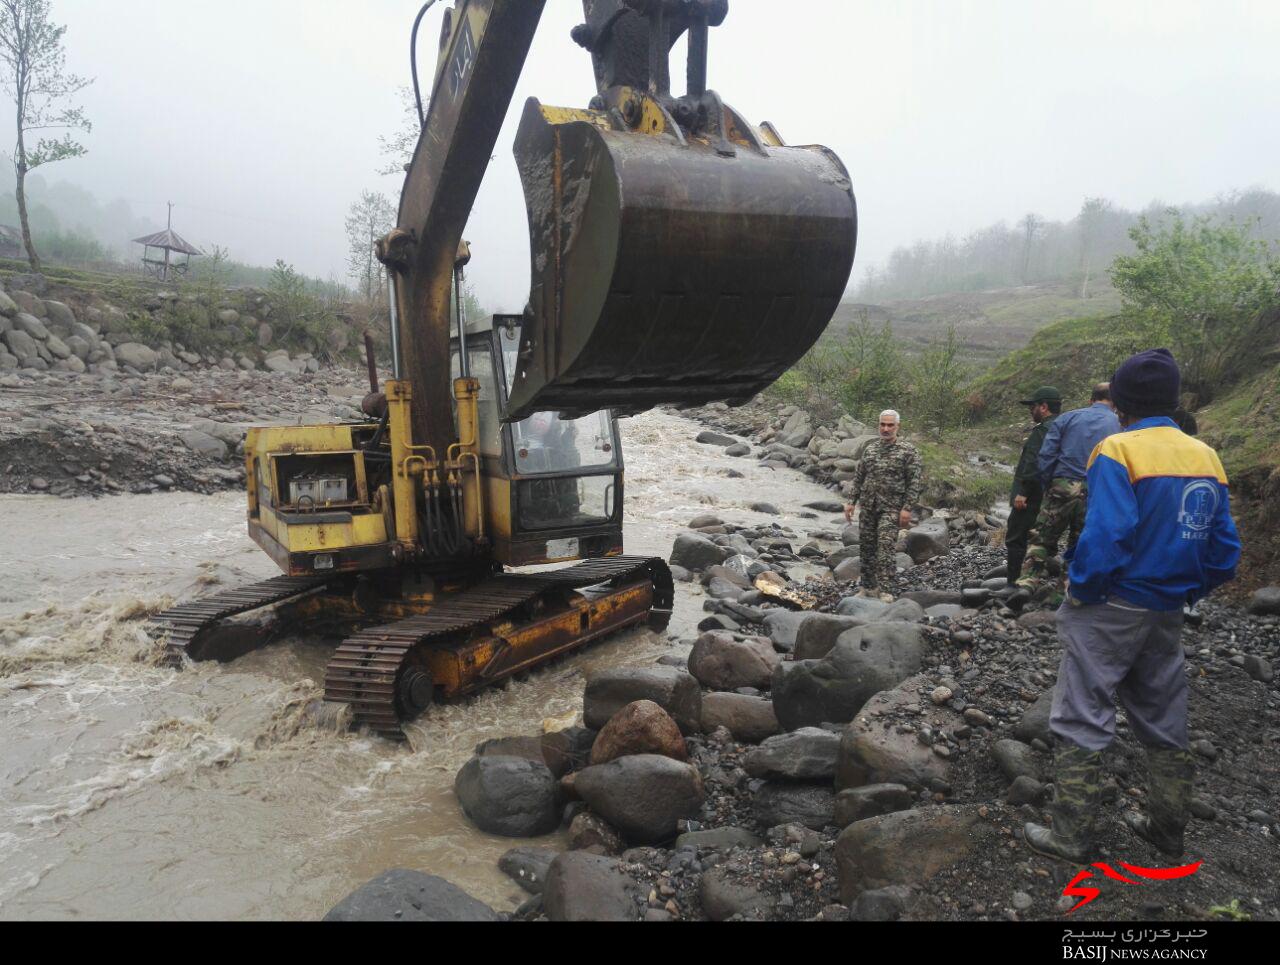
[851, 438, 924, 512]
[1012, 416, 1055, 502]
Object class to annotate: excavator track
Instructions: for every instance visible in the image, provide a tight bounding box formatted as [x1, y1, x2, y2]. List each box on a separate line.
[148, 575, 334, 667]
[324, 557, 673, 740]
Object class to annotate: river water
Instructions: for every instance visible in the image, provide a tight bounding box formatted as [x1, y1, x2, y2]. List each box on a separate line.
[0, 409, 843, 921]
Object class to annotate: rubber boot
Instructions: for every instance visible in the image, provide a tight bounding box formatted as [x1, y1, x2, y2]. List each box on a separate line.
[1024, 745, 1103, 864]
[1123, 748, 1194, 858]
[1006, 549, 1025, 588]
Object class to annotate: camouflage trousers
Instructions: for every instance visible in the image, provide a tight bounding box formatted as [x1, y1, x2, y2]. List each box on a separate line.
[1016, 477, 1087, 603]
[858, 507, 901, 594]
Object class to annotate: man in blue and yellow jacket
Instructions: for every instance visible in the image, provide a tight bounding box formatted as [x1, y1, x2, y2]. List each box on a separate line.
[1025, 349, 1241, 864]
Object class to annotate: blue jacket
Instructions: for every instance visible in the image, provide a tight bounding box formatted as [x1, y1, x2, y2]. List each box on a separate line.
[1039, 403, 1121, 484]
[1068, 417, 1240, 610]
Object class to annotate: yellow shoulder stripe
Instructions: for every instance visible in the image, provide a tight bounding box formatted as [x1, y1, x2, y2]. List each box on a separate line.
[1094, 427, 1228, 485]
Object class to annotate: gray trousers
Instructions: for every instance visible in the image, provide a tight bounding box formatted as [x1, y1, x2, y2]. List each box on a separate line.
[1050, 600, 1188, 752]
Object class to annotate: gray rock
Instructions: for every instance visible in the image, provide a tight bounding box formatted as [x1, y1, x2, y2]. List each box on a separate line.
[1005, 776, 1045, 806]
[902, 590, 964, 608]
[1015, 690, 1054, 746]
[991, 740, 1040, 782]
[762, 610, 811, 653]
[772, 624, 929, 731]
[324, 870, 498, 922]
[851, 885, 910, 922]
[751, 502, 782, 515]
[699, 692, 780, 744]
[568, 811, 626, 855]
[904, 519, 950, 564]
[834, 784, 915, 826]
[43, 300, 76, 329]
[540, 726, 597, 777]
[1248, 586, 1280, 616]
[675, 826, 763, 852]
[573, 755, 704, 844]
[454, 756, 561, 837]
[753, 782, 836, 831]
[44, 333, 71, 359]
[1242, 655, 1274, 683]
[688, 631, 780, 691]
[13, 313, 48, 340]
[1018, 610, 1059, 631]
[744, 727, 841, 781]
[0, 289, 17, 317]
[475, 735, 546, 764]
[832, 557, 862, 583]
[2, 329, 39, 365]
[115, 342, 158, 371]
[836, 675, 958, 790]
[670, 532, 733, 572]
[499, 847, 558, 895]
[689, 514, 725, 529]
[700, 866, 777, 921]
[835, 806, 993, 902]
[180, 429, 229, 461]
[583, 666, 701, 734]
[257, 321, 274, 348]
[11, 291, 45, 317]
[792, 614, 867, 660]
[696, 430, 737, 447]
[777, 409, 813, 448]
[833, 595, 888, 619]
[725, 443, 751, 457]
[543, 852, 642, 922]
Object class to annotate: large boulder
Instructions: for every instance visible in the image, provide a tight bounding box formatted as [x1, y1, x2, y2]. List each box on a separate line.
[700, 866, 777, 921]
[1249, 586, 1280, 616]
[179, 429, 229, 461]
[43, 300, 77, 330]
[688, 631, 780, 691]
[772, 624, 929, 731]
[670, 533, 733, 572]
[743, 727, 840, 781]
[0, 289, 17, 317]
[777, 410, 814, 448]
[11, 292, 45, 318]
[573, 754, 704, 844]
[793, 614, 868, 660]
[499, 847, 558, 895]
[543, 852, 643, 922]
[115, 342, 158, 371]
[474, 735, 545, 764]
[752, 782, 836, 831]
[835, 674, 959, 790]
[835, 806, 994, 902]
[904, 519, 950, 564]
[2, 329, 39, 366]
[589, 700, 687, 765]
[699, 692, 780, 743]
[1015, 689, 1054, 746]
[696, 430, 738, 447]
[324, 870, 498, 922]
[583, 667, 701, 734]
[13, 312, 48, 339]
[540, 726, 597, 777]
[834, 784, 915, 827]
[453, 755, 561, 837]
[762, 610, 812, 653]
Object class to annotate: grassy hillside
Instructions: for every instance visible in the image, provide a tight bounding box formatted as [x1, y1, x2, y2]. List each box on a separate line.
[835, 281, 1123, 364]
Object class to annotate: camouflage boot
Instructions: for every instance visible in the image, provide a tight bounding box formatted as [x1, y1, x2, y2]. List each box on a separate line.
[1024, 745, 1103, 864]
[1123, 748, 1194, 858]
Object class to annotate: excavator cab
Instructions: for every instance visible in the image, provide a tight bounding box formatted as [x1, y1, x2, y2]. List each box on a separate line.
[452, 316, 626, 567]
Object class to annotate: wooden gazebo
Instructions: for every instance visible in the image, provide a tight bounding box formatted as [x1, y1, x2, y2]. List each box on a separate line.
[134, 206, 202, 280]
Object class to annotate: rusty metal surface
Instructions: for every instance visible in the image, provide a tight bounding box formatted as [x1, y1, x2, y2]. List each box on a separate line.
[323, 556, 672, 739]
[508, 101, 858, 420]
[148, 575, 335, 666]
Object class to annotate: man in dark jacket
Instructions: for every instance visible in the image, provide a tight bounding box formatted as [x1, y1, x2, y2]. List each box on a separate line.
[1024, 350, 1241, 864]
[1005, 387, 1062, 586]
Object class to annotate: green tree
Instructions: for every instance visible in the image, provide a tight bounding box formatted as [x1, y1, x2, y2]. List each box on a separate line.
[0, 0, 91, 272]
[1110, 212, 1280, 400]
[345, 189, 395, 302]
[835, 312, 906, 420]
[910, 324, 970, 435]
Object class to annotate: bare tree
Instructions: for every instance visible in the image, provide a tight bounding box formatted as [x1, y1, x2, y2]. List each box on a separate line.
[345, 190, 395, 302]
[0, 0, 91, 272]
[1076, 196, 1113, 299]
[1018, 212, 1044, 284]
[378, 86, 422, 177]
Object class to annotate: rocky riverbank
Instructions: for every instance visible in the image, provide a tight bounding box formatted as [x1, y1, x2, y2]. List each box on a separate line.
[327, 422, 1280, 923]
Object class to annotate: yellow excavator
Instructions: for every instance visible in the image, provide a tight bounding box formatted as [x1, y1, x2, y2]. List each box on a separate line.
[149, 0, 858, 740]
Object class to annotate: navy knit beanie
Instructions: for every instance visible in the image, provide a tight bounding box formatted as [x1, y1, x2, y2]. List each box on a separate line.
[1111, 348, 1181, 418]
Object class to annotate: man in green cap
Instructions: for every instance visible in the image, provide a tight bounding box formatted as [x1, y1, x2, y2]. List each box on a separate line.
[1005, 387, 1062, 587]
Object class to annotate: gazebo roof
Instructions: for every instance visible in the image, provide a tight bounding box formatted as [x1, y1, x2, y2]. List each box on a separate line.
[133, 228, 203, 257]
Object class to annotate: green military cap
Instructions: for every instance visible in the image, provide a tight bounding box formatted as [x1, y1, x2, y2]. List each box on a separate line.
[1019, 386, 1062, 405]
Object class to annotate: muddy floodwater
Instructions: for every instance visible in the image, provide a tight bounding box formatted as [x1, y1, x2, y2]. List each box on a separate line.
[0, 410, 841, 921]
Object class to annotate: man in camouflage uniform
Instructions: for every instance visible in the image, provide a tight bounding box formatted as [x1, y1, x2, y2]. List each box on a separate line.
[1013, 383, 1120, 610]
[844, 410, 923, 601]
[1005, 386, 1062, 587]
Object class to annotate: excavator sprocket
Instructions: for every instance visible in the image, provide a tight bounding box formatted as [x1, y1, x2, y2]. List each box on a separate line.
[324, 556, 673, 740]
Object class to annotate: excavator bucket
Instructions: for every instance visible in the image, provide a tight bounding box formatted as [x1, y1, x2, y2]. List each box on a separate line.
[506, 97, 858, 421]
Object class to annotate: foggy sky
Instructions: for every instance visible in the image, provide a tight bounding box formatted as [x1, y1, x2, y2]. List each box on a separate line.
[10, 0, 1280, 311]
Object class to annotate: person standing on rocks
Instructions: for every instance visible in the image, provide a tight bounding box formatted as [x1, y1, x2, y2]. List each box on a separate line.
[844, 410, 922, 602]
[1011, 383, 1120, 609]
[1005, 386, 1062, 587]
[1024, 349, 1241, 865]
